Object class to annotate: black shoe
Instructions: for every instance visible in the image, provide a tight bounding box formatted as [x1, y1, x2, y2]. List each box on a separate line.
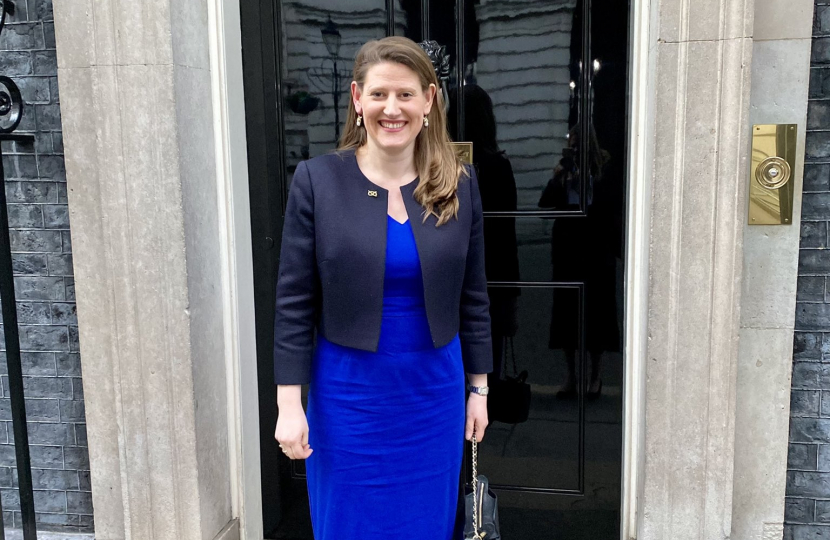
[587, 379, 603, 400]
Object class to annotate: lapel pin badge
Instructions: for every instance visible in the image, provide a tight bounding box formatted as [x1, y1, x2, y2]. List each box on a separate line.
[368, 190, 378, 197]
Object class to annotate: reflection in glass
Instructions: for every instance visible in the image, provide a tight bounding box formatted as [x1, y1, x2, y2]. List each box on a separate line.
[448, 84, 521, 397]
[479, 287, 581, 492]
[395, 0, 423, 41]
[538, 123, 618, 399]
[458, 1, 628, 538]
[473, 0, 580, 210]
[281, 1, 392, 176]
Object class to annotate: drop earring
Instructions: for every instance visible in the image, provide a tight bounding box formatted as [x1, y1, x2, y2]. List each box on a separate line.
[356, 115, 363, 127]
[423, 116, 429, 128]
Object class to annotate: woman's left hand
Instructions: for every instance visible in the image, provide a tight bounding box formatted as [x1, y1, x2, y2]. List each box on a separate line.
[465, 394, 489, 442]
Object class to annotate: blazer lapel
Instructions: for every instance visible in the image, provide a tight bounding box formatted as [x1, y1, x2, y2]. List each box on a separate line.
[401, 181, 443, 344]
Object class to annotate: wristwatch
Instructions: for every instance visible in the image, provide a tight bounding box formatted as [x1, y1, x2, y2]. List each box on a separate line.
[467, 384, 489, 396]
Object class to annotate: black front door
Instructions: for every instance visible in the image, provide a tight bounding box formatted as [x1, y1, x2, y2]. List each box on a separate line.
[240, 0, 630, 537]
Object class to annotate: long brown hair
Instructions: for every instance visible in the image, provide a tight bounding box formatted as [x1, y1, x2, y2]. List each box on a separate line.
[338, 36, 466, 226]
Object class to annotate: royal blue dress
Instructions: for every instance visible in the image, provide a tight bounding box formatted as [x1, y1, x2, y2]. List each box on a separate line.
[306, 214, 466, 540]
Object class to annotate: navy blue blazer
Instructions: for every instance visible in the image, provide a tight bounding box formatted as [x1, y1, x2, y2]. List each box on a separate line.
[273, 149, 493, 385]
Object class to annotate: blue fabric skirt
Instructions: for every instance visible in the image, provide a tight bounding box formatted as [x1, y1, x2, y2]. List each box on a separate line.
[306, 217, 466, 539]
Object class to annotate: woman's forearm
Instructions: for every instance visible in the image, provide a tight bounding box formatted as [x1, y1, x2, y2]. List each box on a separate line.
[466, 373, 488, 387]
[277, 384, 304, 410]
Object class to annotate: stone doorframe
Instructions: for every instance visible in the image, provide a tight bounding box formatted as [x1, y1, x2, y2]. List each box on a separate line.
[51, 0, 803, 536]
[626, 0, 754, 535]
[624, 0, 756, 536]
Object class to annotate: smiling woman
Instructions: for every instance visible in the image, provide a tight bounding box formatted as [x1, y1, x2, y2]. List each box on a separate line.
[352, 62, 433, 153]
[272, 36, 493, 540]
[348, 61, 435, 223]
[337, 36, 466, 227]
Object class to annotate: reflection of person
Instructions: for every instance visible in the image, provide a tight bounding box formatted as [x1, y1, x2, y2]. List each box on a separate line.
[449, 84, 520, 388]
[539, 123, 619, 399]
[272, 36, 493, 539]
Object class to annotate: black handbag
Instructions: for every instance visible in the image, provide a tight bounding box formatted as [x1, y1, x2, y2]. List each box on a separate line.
[487, 337, 531, 424]
[464, 434, 501, 540]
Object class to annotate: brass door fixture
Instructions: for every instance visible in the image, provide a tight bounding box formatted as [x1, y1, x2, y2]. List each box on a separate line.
[749, 124, 797, 225]
[450, 141, 473, 164]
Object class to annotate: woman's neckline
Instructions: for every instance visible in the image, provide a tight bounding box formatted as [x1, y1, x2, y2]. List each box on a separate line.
[349, 148, 419, 192]
[387, 214, 410, 226]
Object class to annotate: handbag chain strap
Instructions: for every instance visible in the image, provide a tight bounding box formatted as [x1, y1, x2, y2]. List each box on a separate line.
[471, 434, 483, 540]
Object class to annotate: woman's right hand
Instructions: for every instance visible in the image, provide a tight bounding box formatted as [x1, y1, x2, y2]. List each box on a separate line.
[274, 401, 313, 460]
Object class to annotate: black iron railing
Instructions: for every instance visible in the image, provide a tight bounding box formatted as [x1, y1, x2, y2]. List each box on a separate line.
[0, 0, 41, 537]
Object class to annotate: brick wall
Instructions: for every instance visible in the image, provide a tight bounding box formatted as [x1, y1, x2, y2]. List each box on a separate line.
[786, 2, 830, 536]
[0, 0, 93, 533]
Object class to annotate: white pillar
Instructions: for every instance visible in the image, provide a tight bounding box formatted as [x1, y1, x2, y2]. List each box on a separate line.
[51, 0, 237, 537]
[639, 0, 754, 538]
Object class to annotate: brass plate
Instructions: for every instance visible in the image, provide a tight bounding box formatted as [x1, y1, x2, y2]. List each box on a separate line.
[450, 142, 473, 165]
[749, 124, 797, 225]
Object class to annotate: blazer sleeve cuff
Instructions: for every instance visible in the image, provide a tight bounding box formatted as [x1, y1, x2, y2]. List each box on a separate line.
[461, 338, 493, 374]
[274, 346, 312, 385]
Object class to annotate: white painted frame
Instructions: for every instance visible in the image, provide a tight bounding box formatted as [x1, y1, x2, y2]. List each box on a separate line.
[621, 0, 655, 537]
[207, 0, 264, 536]
[205, 0, 656, 538]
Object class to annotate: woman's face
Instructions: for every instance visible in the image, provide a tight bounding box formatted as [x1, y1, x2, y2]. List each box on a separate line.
[351, 62, 436, 155]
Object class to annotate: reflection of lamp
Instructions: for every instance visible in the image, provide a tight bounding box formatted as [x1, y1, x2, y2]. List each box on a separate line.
[320, 17, 344, 142]
[321, 17, 341, 58]
[307, 17, 349, 144]
[571, 59, 602, 122]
